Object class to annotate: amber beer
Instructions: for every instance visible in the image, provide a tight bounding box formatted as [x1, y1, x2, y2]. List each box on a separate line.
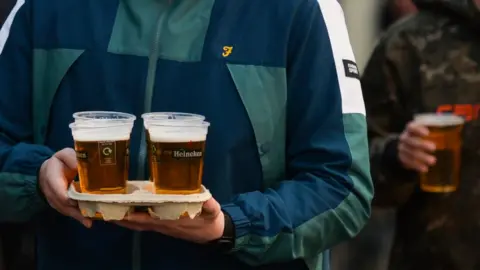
[70, 111, 135, 194]
[148, 121, 209, 194]
[415, 113, 464, 193]
[142, 112, 205, 181]
[74, 139, 130, 194]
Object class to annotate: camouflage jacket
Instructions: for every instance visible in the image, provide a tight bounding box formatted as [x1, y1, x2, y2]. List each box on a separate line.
[363, 0, 480, 269]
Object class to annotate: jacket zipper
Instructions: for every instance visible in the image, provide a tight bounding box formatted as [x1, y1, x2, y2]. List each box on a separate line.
[132, 11, 165, 270]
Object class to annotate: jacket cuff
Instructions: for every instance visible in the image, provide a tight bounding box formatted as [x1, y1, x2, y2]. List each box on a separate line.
[382, 138, 416, 177]
[221, 203, 251, 251]
[28, 173, 48, 211]
[382, 138, 401, 168]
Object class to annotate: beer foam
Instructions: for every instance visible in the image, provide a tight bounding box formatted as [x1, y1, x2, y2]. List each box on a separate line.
[414, 114, 464, 127]
[149, 127, 207, 142]
[143, 116, 206, 129]
[71, 125, 132, 141]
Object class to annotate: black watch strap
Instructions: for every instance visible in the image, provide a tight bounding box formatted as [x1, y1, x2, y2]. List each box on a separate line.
[210, 211, 235, 252]
[36, 164, 49, 204]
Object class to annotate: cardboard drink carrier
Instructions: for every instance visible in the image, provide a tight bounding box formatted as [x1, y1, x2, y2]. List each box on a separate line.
[68, 181, 212, 221]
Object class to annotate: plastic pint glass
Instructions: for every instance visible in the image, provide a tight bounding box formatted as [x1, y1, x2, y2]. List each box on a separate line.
[414, 113, 464, 193]
[147, 120, 210, 194]
[142, 112, 205, 181]
[70, 112, 136, 194]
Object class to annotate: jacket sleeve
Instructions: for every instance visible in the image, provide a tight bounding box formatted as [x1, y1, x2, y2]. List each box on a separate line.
[0, 0, 54, 222]
[361, 27, 419, 207]
[221, 0, 373, 265]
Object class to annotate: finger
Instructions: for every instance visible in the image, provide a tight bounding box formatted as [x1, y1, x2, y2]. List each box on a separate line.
[399, 149, 433, 173]
[44, 176, 89, 227]
[59, 205, 92, 228]
[399, 155, 428, 173]
[46, 166, 75, 204]
[46, 178, 78, 207]
[67, 198, 78, 207]
[50, 179, 75, 206]
[55, 148, 78, 180]
[202, 198, 221, 217]
[44, 156, 76, 199]
[406, 122, 430, 137]
[411, 150, 436, 167]
[399, 144, 436, 166]
[47, 189, 78, 213]
[41, 179, 75, 210]
[55, 148, 77, 169]
[398, 145, 425, 172]
[400, 136, 436, 152]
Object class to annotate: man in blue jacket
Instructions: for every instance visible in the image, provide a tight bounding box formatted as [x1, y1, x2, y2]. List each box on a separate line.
[0, 0, 373, 269]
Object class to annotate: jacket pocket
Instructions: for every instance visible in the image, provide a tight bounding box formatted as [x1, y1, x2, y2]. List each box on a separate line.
[226, 63, 287, 187]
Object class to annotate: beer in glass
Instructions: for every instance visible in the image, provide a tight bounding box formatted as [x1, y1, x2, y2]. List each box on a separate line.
[147, 121, 210, 194]
[142, 112, 205, 181]
[414, 113, 464, 193]
[70, 112, 136, 194]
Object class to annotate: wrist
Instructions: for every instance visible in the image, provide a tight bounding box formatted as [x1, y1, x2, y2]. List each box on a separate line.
[384, 138, 417, 176]
[384, 138, 406, 170]
[209, 210, 236, 252]
[36, 159, 49, 203]
[383, 138, 399, 163]
[222, 211, 235, 239]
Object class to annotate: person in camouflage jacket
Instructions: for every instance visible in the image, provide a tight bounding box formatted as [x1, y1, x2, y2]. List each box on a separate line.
[363, 0, 480, 269]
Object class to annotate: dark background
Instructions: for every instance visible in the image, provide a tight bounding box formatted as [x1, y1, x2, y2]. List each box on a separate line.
[0, 0, 15, 24]
[0, 1, 36, 270]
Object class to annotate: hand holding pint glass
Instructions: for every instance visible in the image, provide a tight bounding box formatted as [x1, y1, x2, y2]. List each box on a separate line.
[398, 113, 464, 193]
[39, 148, 93, 228]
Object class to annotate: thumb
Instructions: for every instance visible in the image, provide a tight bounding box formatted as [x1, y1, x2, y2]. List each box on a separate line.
[54, 148, 78, 181]
[65, 207, 93, 228]
[202, 198, 221, 217]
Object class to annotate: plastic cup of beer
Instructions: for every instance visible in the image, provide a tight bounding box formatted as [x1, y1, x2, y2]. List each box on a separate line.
[414, 113, 464, 193]
[142, 112, 205, 181]
[147, 120, 210, 194]
[69, 112, 136, 194]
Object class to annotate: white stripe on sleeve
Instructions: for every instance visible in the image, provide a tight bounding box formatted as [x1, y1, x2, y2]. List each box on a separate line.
[318, 0, 366, 116]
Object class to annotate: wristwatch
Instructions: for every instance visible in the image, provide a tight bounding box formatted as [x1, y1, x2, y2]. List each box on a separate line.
[210, 211, 235, 252]
[36, 165, 49, 204]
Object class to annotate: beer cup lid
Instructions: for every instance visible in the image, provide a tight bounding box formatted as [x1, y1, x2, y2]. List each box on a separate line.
[142, 112, 205, 122]
[147, 120, 210, 128]
[73, 111, 136, 122]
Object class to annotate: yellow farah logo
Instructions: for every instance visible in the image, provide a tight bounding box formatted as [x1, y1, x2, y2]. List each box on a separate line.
[222, 46, 233, 57]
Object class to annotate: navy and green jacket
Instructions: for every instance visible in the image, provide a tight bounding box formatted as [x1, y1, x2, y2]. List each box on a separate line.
[0, 0, 373, 269]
